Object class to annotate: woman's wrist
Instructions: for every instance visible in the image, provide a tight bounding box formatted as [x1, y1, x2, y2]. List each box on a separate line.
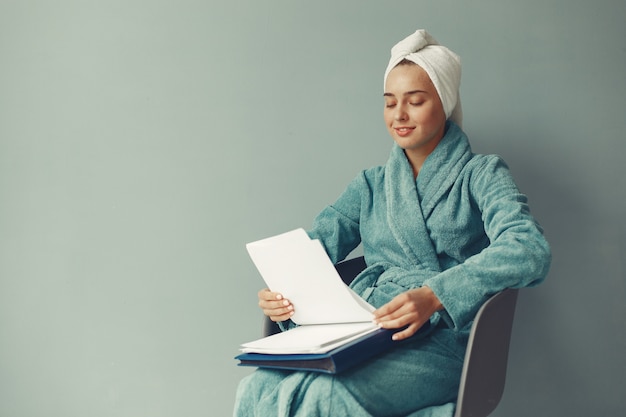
[422, 285, 443, 312]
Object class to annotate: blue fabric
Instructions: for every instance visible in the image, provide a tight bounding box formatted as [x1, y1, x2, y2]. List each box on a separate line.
[234, 122, 551, 416]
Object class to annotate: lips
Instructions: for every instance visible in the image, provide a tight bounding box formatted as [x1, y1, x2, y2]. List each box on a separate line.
[394, 126, 415, 137]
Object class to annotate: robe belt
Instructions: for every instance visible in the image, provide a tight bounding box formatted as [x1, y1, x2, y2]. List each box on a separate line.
[351, 263, 441, 301]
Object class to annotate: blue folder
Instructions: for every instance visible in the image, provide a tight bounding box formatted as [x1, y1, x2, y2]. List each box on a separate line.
[236, 323, 428, 374]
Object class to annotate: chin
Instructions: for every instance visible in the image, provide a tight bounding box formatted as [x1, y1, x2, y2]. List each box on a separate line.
[393, 137, 421, 149]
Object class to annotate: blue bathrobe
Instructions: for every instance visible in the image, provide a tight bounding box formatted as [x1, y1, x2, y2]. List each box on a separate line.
[234, 122, 551, 417]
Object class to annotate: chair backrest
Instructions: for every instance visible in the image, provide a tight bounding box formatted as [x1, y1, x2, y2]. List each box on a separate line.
[261, 256, 519, 417]
[454, 288, 519, 417]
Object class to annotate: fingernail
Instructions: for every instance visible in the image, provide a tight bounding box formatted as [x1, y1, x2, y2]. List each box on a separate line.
[283, 300, 290, 306]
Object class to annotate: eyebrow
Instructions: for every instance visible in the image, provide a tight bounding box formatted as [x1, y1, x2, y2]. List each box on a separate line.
[383, 90, 428, 97]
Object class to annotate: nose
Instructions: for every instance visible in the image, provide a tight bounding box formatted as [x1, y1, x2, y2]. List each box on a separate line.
[394, 104, 408, 121]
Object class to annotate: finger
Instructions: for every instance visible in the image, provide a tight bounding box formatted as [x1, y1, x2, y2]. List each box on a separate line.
[373, 292, 413, 319]
[391, 323, 421, 341]
[258, 289, 291, 308]
[261, 299, 294, 317]
[260, 300, 291, 313]
[376, 313, 413, 330]
[374, 303, 411, 323]
[258, 288, 284, 301]
[374, 309, 406, 324]
[269, 310, 294, 322]
[372, 299, 400, 318]
[267, 304, 295, 322]
[259, 297, 293, 311]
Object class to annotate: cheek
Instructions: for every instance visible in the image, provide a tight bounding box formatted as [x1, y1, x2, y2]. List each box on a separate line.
[409, 109, 428, 125]
[383, 110, 394, 125]
[414, 106, 441, 126]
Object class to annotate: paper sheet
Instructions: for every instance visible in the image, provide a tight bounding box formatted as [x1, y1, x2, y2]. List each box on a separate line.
[246, 228, 374, 325]
[240, 322, 379, 354]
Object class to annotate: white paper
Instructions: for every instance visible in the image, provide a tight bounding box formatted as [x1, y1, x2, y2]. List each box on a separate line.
[246, 228, 374, 325]
[240, 322, 379, 354]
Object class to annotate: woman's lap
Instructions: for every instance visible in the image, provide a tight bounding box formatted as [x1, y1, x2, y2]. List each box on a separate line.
[234, 327, 467, 417]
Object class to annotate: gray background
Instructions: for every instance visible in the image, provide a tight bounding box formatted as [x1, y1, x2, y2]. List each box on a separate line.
[1, 1, 624, 416]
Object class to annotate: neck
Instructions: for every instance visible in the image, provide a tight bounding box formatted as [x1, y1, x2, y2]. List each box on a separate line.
[403, 139, 441, 178]
[404, 121, 448, 178]
[405, 152, 424, 179]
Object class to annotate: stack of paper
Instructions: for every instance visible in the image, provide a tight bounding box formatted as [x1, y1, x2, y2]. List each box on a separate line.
[245, 228, 374, 325]
[241, 228, 377, 354]
[240, 322, 379, 354]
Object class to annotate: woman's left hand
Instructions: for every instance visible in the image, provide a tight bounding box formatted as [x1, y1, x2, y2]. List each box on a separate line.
[373, 286, 443, 341]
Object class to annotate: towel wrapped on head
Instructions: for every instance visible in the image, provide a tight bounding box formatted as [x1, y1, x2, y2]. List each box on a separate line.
[384, 29, 463, 127]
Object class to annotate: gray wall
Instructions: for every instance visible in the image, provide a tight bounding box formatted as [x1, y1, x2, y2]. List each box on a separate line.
[1, 1, 624, 416]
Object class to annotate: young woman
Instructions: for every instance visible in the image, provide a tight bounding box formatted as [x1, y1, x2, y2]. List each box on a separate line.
[234, 29, 551, 417]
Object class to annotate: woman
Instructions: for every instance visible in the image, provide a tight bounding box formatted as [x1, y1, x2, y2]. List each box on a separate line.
[234, 29, 551, 417]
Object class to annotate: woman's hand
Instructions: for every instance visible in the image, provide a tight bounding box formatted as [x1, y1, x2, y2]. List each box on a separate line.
[373, 286, 443, 341]
[258, 288, 294, 322]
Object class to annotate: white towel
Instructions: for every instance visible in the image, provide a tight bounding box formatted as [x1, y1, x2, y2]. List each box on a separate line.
[384, 30, 462, 127]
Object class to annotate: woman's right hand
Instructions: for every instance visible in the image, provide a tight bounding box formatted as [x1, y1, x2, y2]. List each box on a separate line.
[258, 288, 294, 322]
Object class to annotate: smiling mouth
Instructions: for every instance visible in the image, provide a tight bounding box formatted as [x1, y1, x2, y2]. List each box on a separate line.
[394, 127, 415, 136]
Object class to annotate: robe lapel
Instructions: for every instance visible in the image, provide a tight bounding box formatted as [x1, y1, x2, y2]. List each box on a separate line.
[417, 122, 473, 219]
[385, 145, 441, 272]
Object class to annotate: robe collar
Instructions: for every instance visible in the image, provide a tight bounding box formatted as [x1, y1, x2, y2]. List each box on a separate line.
[416, 121, 473, 218]
[384, 121, 472, 271]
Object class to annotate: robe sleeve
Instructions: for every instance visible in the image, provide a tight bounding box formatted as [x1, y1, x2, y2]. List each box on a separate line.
[423, 155, 551, 331]
[306, 172, 366, 264]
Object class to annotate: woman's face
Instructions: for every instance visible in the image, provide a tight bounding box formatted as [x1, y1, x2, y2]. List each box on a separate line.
[383, 64, 446, 159]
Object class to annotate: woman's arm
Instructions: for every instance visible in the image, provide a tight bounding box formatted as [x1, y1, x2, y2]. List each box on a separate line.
[423, 155, 551, 330]
[307, 172, 368, 263]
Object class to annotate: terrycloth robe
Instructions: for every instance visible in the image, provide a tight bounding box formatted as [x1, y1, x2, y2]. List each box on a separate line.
[234, 122, 551, 417]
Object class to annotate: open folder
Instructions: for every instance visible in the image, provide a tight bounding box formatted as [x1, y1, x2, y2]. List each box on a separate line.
[236, 325, 399, 374]
[236, 228, 416, 373]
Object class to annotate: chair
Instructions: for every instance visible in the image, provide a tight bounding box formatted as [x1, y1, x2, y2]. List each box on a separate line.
[454, 286, 518, 417]
[262, 256, 519, 417]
